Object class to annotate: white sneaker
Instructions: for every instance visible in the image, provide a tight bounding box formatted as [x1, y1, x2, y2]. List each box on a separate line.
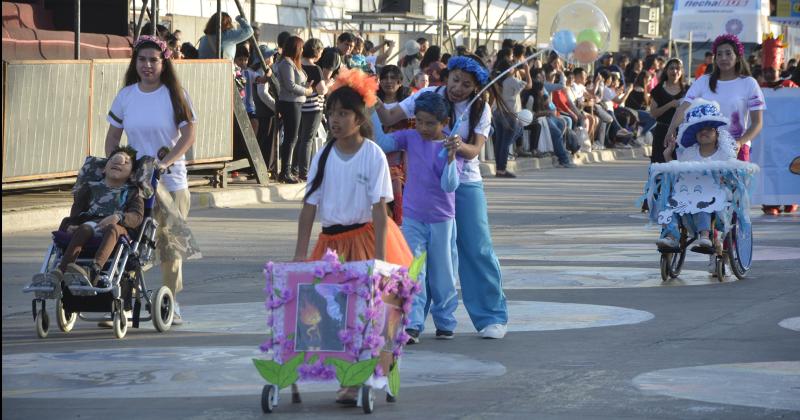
[480, 324, 507, 339]
[696, 237, 712, 248]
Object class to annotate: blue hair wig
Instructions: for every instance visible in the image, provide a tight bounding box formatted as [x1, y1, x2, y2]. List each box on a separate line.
[446, 55, 490, 86]
[414, 91, 451, 122]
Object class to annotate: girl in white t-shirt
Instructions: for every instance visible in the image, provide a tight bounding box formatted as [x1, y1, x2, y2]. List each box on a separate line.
[291, 67, 413, 406]
[104, 35, 197, 325]
[292, 68, 412, 268]
[666, 34, 765, 162]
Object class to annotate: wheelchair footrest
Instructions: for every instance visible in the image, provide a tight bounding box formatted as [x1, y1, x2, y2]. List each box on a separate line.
[690, 245, 715, 255]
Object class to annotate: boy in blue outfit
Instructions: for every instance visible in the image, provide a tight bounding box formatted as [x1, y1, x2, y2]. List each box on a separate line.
[373, 92, 462, 343]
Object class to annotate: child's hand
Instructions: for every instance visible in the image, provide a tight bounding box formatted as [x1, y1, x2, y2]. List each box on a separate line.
[444, 135, 462, 153]
[447, 142, 457, 162]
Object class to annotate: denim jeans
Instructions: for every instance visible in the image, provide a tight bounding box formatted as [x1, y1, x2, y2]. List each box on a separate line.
[637, 110, 657, 134]
[293, 110, 322, 176]
[492, 111, 521, 171]
[546, 116, 572, 165]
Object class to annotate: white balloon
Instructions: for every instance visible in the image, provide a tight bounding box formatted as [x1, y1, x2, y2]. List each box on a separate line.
[518, 109, 534, 126]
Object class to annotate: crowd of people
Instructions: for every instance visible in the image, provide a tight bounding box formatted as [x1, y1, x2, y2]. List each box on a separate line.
[145, 13, 800, 188]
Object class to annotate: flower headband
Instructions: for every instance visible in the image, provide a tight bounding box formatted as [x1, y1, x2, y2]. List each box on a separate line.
[447, 56, 490, 86]
[711, 34, 744, 57]
[134, 35, 172, 59]
[329, 67, 379, 108]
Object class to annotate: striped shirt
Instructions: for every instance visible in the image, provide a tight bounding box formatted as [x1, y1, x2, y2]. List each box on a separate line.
[302, 63, 324, 113]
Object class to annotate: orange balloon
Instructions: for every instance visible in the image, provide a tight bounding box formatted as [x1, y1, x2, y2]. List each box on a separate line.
[573, 41, 599, 64]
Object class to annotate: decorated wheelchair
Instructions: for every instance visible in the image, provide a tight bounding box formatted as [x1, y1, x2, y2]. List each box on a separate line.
[255, 250, 422, 414]
[641, 160, 760, 282]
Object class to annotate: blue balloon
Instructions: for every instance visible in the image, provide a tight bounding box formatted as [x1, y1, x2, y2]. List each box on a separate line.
[552, 30, 577, 56]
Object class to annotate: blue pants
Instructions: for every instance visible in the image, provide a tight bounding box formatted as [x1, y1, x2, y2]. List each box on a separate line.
[403, 217, 459, 333]
[493, 111, 521, 171]
[662, 212, 713, 239]
[637, 110, 657, 134]
[547, 116, 572, 165]
[455, 182, 508, 330]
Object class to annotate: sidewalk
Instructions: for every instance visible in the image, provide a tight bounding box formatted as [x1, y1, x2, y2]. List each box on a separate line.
[2, 146, 651, 233]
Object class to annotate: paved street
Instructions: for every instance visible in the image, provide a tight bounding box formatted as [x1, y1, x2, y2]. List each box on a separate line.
[3, 158, 799, 419]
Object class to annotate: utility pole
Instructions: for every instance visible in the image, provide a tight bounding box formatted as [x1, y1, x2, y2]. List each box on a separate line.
[476, 0, 481, 49]
[74, 0, 80, 59]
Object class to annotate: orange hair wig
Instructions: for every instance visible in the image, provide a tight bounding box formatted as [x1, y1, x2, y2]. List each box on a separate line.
[329, 68, 379, 108]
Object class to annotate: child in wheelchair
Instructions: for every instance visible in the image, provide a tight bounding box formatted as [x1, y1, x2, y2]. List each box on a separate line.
[33, 146, 144, 289]
[655, 99, 737, 251]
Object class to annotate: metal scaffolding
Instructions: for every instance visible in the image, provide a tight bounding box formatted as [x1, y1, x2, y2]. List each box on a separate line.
[315, 0, 535, 52]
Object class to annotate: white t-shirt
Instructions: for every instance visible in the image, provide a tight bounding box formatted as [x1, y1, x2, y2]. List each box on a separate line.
[601, 86, 616, 109]
[107, 84, 197, 192]
[569, 83, 587, 102]
[305, 139, 393, 227]
[677, 144, 731, 162]
[683, 75, 766, 145]
[677, 129, 737, 162]
[398, 86, 492, 183]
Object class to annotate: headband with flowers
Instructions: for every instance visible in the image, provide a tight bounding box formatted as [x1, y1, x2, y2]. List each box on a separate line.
[134, 35, 173, 59]
[447, 56, 490, 86]
[328, 67, 379, 108]
[711, 33, 744, 58]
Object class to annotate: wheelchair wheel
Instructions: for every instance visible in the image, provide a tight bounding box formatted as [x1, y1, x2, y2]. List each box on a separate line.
[35, 308, 49, 339]
[56, 297, 77, 333]
[670, 247, 687, 278]
[152, 286, 174, 332]
[727, 221, 752, 280]
[112, 299, 128, 339]
[659, 253, 671, 282]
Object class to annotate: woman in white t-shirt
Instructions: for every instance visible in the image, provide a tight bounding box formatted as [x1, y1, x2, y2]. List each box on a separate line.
[666, 34, 765, 162]
[104, 35, 197, 325]
[375, 55, 510, 339]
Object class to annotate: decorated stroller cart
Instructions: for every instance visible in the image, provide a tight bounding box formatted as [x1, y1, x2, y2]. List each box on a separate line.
[255, 250, 422, 414]
[641, 160, 760, 282]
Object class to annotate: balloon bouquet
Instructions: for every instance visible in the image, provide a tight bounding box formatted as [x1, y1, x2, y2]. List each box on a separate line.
[441, 1, 611, 157]
[550, 0, 612, 65]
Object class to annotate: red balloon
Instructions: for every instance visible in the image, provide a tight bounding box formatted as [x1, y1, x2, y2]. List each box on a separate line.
[573, 41, 599, 64]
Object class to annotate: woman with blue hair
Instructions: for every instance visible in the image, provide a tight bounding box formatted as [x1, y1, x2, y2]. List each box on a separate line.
[376, 54, 510, 339]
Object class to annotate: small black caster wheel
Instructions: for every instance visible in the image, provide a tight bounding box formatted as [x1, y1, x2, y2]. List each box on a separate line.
[35, 308, 49, 339]
[361, 385, 374, 414]
[261, 384, 276, 413]
[386, 393, 397, 403]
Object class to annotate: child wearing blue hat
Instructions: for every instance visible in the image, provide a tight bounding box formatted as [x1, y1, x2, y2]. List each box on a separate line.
[657, 98, 737, 250]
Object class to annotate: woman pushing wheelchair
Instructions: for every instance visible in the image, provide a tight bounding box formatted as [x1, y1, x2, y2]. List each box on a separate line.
[641, 99, 759, 281]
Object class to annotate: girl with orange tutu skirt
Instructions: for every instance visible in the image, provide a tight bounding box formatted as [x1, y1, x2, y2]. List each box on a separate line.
[292, 67, 412, 271]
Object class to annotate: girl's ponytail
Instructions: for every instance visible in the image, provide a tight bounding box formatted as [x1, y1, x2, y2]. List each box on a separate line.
[304, 138, 338, 201]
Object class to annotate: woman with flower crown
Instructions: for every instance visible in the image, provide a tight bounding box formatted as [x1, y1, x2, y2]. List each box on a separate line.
[666, 34, 766, 163]
[375, 54, 510, 340]
[104, 35, 197, 325]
